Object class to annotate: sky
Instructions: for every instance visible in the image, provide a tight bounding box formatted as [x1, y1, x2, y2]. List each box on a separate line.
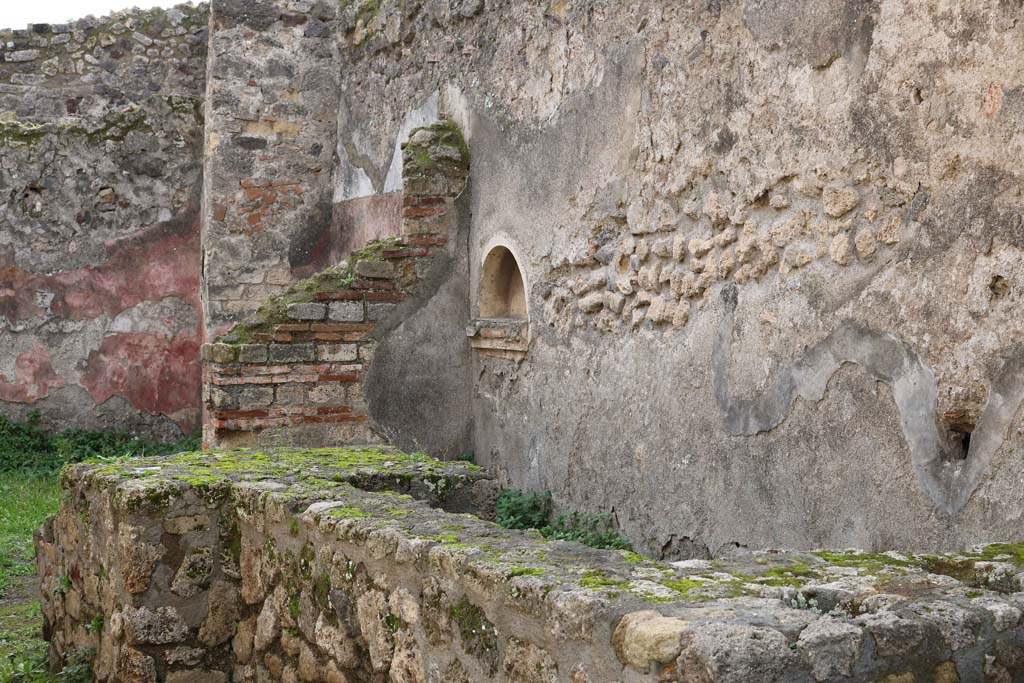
[1, 0, 196, 30]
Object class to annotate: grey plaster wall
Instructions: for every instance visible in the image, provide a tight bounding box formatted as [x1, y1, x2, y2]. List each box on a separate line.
[364, 190, 475, 459]
[335, 0, 1024, 555]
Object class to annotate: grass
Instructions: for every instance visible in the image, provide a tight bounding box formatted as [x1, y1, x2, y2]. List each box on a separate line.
[0, 472, 62, 683]
[0, 412, 199, 683]
[0, 473, 61, 596]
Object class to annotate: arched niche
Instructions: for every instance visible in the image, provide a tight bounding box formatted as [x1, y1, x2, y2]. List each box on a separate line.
[478, 246, 527, 319]
[468, 241, 530, 358]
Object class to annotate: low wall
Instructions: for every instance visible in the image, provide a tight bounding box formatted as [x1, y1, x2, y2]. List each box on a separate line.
[36, 447, 1024, 683]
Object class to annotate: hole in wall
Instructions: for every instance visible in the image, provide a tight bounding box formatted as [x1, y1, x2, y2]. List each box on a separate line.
[989, 274, 1009, 299]
[943, 409, 975, 461]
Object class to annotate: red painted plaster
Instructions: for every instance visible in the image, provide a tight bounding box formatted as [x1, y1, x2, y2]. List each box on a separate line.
[0, 217, 199, 324]
[0, 344, 65, 404]
[1, 213, 204, 430]
[80, 332, 201, 430]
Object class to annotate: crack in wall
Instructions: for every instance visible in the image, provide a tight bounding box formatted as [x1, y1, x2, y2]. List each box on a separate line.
[712, 282, 1024, 516]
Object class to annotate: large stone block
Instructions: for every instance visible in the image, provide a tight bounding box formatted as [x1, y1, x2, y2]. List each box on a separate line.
[327, 301, 364, 322]
[269, 343, 316, 363]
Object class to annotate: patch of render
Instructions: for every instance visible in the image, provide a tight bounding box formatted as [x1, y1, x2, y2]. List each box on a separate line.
[712, 282, 1024, 517]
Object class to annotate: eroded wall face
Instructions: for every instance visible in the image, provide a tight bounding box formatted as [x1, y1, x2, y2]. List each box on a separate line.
[0, 5, 208, 437]
[336, 0, 1024, 554]
[201, 0, 342, 337]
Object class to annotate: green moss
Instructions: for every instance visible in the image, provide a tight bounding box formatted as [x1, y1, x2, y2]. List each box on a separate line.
[299, 543, 316, 579]
[224, 523, 242, 565]
[450, 597, 497, 654]
[435, 535, 460, 544]
[0, 120, 49, 146]
[754, 563, 824, 587]
[974, 543, 1024, 565]
[383, 612, 401, 632]
[579, 571, 628, 590]
[288, 595, 300, 622]
[329, 507, 368, 519]
[661, 578, 705, 595]
[811, 550, 914, 574]
[507, 567, 544, 578]
[313, 573, 332, 612]
[215, 239, 404, 344]
[403, 120, 470, 177]
[173, 473, 228, 489]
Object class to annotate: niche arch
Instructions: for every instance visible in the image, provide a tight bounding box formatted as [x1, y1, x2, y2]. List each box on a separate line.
[468, 238, 530, 358]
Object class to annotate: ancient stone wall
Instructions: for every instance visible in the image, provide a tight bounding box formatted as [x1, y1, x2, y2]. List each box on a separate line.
[202, 122, 473, 454]
[36, 447, 1024, 683]
[200, 0, 342, 337]
[0, 4, 208, 437]
[328, 0, 1024, 554]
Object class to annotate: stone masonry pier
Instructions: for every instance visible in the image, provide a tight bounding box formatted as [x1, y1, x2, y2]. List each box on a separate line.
[36, 448, 1024, 683]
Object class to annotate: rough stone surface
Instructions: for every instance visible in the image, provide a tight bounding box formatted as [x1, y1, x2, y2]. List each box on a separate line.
[8, 0, 1024, 653]
[35, 448, 1024, 683]
[0, 3, 208, 436]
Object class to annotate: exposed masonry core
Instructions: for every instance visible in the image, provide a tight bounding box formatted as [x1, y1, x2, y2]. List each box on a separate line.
[201, 122, 469, 449]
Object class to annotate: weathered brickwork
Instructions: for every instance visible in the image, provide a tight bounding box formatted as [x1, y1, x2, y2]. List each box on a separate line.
[37, 449, 1024, 683]
[202, 122, 469, 448]
[0, 4, 208, 437]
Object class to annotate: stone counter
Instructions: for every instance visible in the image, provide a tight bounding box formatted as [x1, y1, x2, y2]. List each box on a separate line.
[36, 449, 1024, 682]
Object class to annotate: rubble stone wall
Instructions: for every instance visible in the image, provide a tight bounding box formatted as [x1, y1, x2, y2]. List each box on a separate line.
[35, 448, 1024, 683]
[0, 4, 208, 437]
[200, 0, 343, 337]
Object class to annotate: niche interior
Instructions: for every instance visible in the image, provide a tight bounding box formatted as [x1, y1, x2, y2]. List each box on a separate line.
[468, 244, 530, 357]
